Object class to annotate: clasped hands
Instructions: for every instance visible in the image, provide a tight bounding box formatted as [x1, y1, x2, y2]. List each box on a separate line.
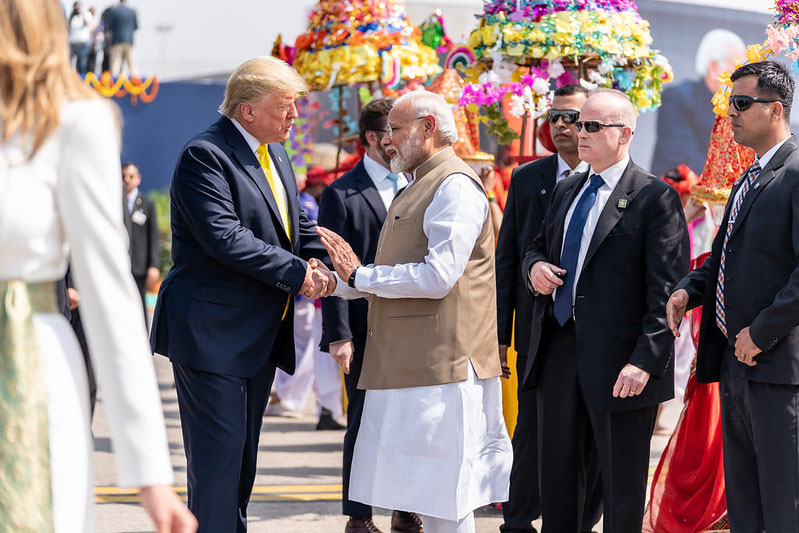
[300, 258, 336, 299]
[316, 227, 362, 283]
[667, 289, 761, 366]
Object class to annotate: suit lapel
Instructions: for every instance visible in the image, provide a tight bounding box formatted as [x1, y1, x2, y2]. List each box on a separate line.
[728, 137, 797, 240]
[268, 143, 298, 245]
[581, 160, 637, 269]
[536, 156, 558, 211]
[352, 160, 388, 223]
[551, 171, 588, 265]
[222, 118, 291, 246]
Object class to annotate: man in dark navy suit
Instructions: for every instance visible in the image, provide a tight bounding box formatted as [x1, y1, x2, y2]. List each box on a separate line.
[496, 84, 601, 533]
[668, 61, 799, 531]
[318, 98, 420, 533]
[151, 57, 334, 532]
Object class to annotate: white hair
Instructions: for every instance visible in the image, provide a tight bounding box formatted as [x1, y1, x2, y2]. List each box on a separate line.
[695, 29, 745, 77]
[394, 90, 459, 145]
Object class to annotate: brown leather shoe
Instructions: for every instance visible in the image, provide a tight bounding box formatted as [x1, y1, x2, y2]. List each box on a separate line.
[391, 510, 423, 533]
[345, 517, 383, 533]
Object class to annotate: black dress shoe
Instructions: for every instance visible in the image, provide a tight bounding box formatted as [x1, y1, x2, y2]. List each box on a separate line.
[317, 408, 346, 430]
[345, 517, 383, 533]
[391, 510, 423, 533]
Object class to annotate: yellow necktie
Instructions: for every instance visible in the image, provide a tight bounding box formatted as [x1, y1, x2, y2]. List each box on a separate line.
[256, 144, 292, 320]
[256, 144, 291, 241]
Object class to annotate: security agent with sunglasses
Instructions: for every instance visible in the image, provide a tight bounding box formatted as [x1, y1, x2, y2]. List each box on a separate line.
[668, 60, 799, 531]
[496, 84, 601, 533]
[522, 88, 690, 531]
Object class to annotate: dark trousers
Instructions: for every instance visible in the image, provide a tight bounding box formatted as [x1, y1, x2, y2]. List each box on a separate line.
[342, 305, 372, 518]
[133, 274, 147, 318]
[538, 319, 655, 533]
[720, 352, 799, 531]
[174, 360, 277, 533]
[501, 352, 541, 532]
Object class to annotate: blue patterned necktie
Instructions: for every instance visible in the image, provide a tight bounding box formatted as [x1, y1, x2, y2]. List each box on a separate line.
[553, 174, 605, 326]
[716, 161, 762, 337]
[386, 172, 401, 194]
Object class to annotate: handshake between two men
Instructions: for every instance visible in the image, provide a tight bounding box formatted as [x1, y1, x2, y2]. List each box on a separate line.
[300, 227, 362, 300]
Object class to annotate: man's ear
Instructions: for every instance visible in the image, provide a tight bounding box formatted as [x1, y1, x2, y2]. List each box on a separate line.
[772, 101, 785, 123]
[422, 115, 436, 139]
[364, 130, 378, 147]
[238, 103, 253, 123]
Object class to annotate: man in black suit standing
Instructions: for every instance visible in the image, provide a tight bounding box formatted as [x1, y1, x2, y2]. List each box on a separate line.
[497, 84, 600, 533]
[668, 60, 799, 531]
[523, 89, 689, 531]
[318, 98, 420, 533]
[122, 162, 159, 311]
[151, 57, 334, 532]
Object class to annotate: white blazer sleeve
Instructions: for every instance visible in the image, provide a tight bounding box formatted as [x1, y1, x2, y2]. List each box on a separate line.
[56, 100, 173, 488]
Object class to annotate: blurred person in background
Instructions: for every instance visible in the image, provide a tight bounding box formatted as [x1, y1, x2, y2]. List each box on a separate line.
[651, 29, 746, 177]
[0, 0, 196, 530]
[67, 1, 93, 75]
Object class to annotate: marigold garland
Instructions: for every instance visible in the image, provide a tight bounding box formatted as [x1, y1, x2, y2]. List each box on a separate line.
[83, 72, 159, 104]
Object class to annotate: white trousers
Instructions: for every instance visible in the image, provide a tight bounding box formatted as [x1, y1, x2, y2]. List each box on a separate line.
[274, 299, 342, 417]
[36, 313, 94, 532]
[421, 512, 475, 533]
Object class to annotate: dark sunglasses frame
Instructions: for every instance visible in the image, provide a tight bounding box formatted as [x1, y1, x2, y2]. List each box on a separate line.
[728, 94, 781, 112]
[575, 120, 626, 133]
[546, 109, 580, 124]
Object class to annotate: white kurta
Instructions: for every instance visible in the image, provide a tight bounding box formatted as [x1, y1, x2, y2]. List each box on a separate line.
[0, 99, 174, 531]
[332, 160, 512, 520]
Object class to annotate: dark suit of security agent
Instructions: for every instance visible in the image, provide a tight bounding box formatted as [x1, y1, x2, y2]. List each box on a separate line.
[522, 90, 689, 532]
[669, 60, 799, 531]
[151, 59, 328, 532]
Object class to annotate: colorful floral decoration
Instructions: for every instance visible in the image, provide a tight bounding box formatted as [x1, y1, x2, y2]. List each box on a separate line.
[419, 10, 454, 53]
[455, 0, 671, 144]
[712, 1, 799, 116]
[691, 115, 756, 223]
[291, 0, 442, 90]
[284, 95, 318, 175]
[82, 72, 159, 104]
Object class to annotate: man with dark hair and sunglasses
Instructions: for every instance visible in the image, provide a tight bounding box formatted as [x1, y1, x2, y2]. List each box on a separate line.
[667, 60, 799, 531]
[496, 83, 601, 533]
[522, 88, 690, 531]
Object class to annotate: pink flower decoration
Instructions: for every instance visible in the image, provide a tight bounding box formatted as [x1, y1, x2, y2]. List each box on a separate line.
[765, 25, 789, 54]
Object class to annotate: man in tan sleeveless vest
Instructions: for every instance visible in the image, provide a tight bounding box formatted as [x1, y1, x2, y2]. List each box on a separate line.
[318, 91, 512, 533]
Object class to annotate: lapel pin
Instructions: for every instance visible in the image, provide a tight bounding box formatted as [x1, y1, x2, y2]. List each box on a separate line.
[541, 189, 547, 195]
[617, 198, 628, 209]
[754, 181, 761, 189]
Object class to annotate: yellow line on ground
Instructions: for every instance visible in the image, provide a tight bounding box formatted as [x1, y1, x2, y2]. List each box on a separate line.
[95, 484, 343, 503]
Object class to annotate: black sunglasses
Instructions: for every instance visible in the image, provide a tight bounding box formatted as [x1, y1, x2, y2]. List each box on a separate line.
[728, 94, 781, 112]
[546, 109, 580, 124]
[575, 121, 626, 133]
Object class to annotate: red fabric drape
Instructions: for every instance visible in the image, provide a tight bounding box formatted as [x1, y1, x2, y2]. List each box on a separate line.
[644, 253, 728, 532]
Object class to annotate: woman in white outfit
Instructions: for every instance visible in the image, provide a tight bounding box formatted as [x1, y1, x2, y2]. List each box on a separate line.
[0, 1, 196, 531]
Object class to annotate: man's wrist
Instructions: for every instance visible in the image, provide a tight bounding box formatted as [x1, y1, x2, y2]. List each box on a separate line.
[347, 267, 359, 288]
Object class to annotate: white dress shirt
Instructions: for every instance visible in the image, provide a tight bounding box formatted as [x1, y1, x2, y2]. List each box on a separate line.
[230, 118, 290, 232]
[363, 153, 408, 210]
[728, 135, 790, 209]
[555, 154, 589, 184]
[333, 153, 488, 300]
[557, 154, 630, 302]
[126, 187, 138, 213]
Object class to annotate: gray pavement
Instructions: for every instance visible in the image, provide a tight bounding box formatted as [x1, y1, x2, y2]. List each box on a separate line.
[93, 355, 675, 532]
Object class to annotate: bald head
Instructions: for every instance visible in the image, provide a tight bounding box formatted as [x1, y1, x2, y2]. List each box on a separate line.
[587, 89, 637, 131]
[577, 89, 637, 172]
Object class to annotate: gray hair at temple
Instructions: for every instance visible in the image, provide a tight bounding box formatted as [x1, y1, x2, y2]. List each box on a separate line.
[694, 29, 746, 77]
[394, 91, 459, 145]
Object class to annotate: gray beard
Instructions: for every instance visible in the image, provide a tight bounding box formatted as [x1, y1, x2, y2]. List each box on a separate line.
[389, 136, 424, 174]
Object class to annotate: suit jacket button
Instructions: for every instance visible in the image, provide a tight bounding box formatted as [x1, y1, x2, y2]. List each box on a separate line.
[368, 331, 373, 337]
